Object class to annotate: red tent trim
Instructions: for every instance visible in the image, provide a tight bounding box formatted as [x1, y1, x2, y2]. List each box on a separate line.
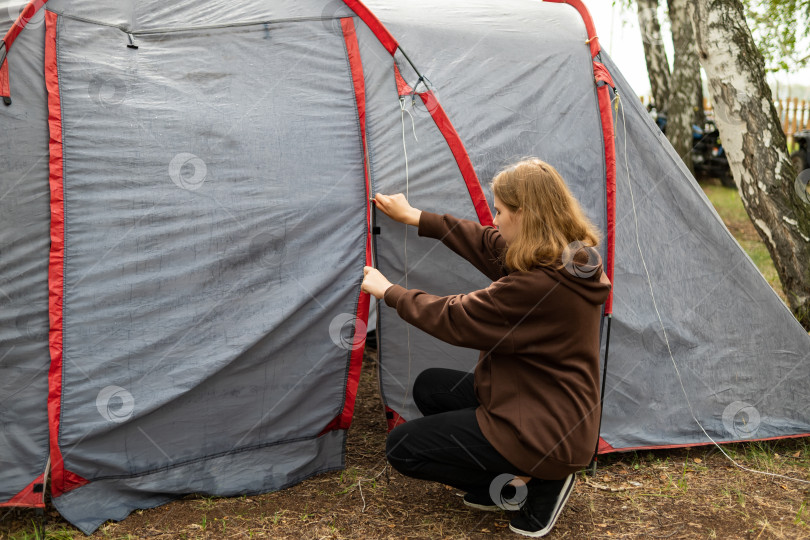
[320, 17, 371, 435]
[1, 0, 51, 102]
[594, 63, 616, 314]
[342, 1, 492, 226]
[544, 0, 600, 58]
[385, 406, 406, 432]
[543, 0, 616, 314]
[417, 90, 493, 226]
[44, 9, 89, 498]
[598, 432, 810, 454]
[341, 0, 398, 54]
[0, 473, 46, 508]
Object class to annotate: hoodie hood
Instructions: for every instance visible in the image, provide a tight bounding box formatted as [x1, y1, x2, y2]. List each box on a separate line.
[546, 245, 611, 305]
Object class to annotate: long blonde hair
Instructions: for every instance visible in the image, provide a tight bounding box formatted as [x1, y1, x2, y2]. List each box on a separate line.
[490, 158, 601, 272]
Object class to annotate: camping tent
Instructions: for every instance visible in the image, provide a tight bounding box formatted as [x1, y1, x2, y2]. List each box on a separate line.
[1, 0, 808, 533]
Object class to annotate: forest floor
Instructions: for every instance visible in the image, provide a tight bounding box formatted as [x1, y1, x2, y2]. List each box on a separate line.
[2, 178, 808, 539]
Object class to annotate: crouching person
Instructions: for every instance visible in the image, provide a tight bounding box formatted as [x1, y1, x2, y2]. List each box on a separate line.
[361, 159, 611, 537]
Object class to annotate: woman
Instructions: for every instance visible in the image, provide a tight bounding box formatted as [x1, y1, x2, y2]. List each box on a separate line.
[361, 158, 611, 537]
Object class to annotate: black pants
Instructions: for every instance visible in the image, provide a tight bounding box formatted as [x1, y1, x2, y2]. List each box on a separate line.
[385, 368, 526, 493]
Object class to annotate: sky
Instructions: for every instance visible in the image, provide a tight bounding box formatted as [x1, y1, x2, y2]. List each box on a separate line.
[580, 0, 810, 100]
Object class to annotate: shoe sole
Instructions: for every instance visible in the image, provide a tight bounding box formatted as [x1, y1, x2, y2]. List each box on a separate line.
[508, 474, 576, 537]
[463, 499, 501, 512]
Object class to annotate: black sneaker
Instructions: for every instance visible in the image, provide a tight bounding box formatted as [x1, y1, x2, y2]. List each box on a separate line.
[463, 482, 520, 512]
[508, 474, 575, 537]
[462, 490, 500, 511]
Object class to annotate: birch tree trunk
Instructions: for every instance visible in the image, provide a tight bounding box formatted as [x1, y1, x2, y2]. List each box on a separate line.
[695, 77, 706, 127]
[636, 0, 671, 112]
[692, 0, 810, 328]
[667, 0, 702, 173]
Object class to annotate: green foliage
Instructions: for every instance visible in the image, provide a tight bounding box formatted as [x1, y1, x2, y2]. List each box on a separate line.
[745, 0, 810, 73]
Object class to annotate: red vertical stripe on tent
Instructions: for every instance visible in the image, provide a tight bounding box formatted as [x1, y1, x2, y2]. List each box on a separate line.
[418, 91, 493, 226]
[544, 0, 600, 58]
[545, 0, 617, 313]
[595, 72, 615, 314]
[44, 10, 88, 498]
[320, 17, 371, 435]
[0, 473, 45, 508]
[340, 0, 398, 54]
[0, 58, 9, 99]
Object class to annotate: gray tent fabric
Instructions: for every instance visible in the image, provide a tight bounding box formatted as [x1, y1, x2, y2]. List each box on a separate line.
[1, 0, 808, 533]
[0, 4, 50, 508]
[360, 0, 810, 450]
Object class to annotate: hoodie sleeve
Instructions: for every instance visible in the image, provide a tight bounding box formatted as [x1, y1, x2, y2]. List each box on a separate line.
[417, 211, 507, 281]
[383, 282, 515, 353]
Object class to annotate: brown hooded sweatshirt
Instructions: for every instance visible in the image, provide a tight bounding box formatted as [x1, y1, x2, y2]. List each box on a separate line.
[383, 211, 611, 479]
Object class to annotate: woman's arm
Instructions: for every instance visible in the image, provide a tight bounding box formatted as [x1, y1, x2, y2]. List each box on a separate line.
[373, 193, 506, 280]
[417, 212, 506, 281]
[380, 282, 515, 353]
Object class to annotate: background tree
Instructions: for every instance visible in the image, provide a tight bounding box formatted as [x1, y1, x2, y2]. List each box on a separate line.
[745, 0, 810, 73]
[692, 0, 810, 327]
[636, 0, 672, 112]
[667, 0, 702, 173]
[631, 0, 702, 172]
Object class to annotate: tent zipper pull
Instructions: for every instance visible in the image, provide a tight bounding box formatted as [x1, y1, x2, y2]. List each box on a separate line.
[126, 33, 138, 49]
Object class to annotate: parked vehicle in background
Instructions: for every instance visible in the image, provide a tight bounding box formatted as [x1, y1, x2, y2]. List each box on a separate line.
[653, 111, 734, 187]
[791, 130, 809, 173]
[692, 120, 734, 188]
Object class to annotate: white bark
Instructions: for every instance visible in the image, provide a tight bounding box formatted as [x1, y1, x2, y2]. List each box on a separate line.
[667, 0, 701, 173]
[692, 0, 810, 327]
[636, 0, 671, 112]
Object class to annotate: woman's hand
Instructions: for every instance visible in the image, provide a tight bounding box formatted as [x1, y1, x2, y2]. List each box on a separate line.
[372, 193, 422, 227]
[362, 266, 394, 299]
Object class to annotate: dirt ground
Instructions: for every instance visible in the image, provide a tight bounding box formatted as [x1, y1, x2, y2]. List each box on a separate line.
[2, 347, 809, 539]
